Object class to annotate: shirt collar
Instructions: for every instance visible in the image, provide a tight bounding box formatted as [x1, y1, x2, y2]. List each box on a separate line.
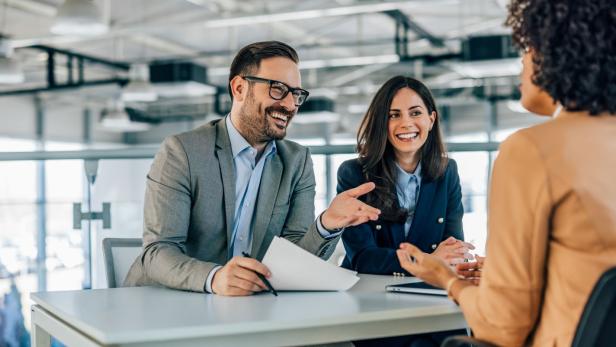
[395, 161, 422, 186]
[225, 115, 277, 159]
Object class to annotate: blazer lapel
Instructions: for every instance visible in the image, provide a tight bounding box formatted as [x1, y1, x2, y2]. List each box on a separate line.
[250, 152, 283, 257]
[214, 119, 236, 254]
[407, 178, 436, 245]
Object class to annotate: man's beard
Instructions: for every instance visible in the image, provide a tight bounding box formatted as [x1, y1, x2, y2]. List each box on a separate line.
[238, 90, 295, 144]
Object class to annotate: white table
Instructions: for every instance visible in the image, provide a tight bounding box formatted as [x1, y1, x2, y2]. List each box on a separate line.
[30, 274, 466, 347]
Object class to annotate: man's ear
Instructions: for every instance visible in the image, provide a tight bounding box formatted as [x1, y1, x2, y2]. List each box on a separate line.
[229, 75, 246, 102]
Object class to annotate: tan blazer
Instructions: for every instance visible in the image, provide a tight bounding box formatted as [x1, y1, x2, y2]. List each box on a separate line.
[458, 111, 616, 346]
[124, 119, 339, 292]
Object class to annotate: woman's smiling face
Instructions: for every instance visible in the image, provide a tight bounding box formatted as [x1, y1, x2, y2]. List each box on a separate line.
[387, 87, 436, 164]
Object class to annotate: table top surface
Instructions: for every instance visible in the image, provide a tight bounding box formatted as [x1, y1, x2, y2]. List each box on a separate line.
[31, 274, 462, 345]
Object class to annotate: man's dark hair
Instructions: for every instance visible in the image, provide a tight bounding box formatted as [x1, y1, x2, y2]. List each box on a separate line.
[357, 76, 448, 222]
[506, 0, 615, 115]
[228, 41, 299, 100]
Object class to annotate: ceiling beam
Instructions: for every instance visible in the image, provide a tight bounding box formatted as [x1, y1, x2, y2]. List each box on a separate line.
[384, 10, 445, 47]
[125, 34, 199, 57]
[5, 0, 56, 17]
[12, 0, 457, 48]
[326, 63, 395, 87]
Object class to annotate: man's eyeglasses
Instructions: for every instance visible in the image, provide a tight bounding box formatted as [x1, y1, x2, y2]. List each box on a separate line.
[242, 76, 309, 106]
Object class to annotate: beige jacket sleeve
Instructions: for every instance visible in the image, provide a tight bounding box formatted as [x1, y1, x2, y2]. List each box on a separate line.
[458, 131, 553, 346]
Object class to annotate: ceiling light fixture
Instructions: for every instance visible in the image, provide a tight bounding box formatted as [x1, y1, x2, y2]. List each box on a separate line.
[51, 0, 108, 36]
[295, 97, 339, 124]
[448, 58, 522, 79]
[202, 1, 456, 28]
[100, 99, 151, 132]
[122, 64, 158, 102]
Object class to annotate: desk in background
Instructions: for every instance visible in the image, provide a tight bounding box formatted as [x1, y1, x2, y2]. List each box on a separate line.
[30, 274, 466, 347]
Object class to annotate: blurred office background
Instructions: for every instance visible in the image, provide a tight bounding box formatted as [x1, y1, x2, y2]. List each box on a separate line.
[0, 0, 545, 342]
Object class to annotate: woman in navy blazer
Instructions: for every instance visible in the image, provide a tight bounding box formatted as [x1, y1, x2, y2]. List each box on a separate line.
[338, 157, 466, 274]
[338, 76, 472, 347]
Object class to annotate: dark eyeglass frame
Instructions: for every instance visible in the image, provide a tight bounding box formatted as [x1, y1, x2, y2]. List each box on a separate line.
[242, 75, 309, 106]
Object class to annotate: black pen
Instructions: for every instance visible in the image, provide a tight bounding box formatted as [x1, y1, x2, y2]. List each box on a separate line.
[241, 252, 278, 296]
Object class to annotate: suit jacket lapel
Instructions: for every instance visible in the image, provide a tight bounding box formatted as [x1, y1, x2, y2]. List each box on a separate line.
[407, 178, 436, 245]
[214, 119, 236, 254]
[250, 152, 283, 257]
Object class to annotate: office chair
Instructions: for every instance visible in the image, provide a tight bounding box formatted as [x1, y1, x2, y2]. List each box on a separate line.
[102, 238, 142, 288]
[441, 266, 616, 347]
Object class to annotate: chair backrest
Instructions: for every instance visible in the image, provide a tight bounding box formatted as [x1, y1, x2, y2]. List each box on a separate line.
[102, 238, 142, 288]
[572, 266, 616, 347]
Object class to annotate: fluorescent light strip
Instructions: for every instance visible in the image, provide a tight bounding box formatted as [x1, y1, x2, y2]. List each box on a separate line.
[208, 54, 400, 76]
[203, 1, 444, 28]
[300, 54, 400, 69]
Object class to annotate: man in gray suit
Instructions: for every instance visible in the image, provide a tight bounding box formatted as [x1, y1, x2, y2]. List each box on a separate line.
[125, 41, 379, 296]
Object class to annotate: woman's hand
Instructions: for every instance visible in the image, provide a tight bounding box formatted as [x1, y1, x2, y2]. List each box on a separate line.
[456, 255, 485, 285]
[432, 236, 475, 265]
[396, 242, 457, 288]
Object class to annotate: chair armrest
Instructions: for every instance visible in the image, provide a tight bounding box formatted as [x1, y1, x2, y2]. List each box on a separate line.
[442, 335, 498, 347]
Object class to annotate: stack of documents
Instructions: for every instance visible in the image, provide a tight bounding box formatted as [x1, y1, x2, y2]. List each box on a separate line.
[261, 237, 360, 291]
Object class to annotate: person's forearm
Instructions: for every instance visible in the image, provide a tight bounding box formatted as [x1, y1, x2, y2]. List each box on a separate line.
[142, 243, 215, 292]
[449, 277, 475, 304]
[286, 221, 338, 259]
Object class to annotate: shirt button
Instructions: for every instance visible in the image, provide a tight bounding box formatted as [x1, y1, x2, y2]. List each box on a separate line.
[375, 224, 382, 230]
[431, 244, 437, 250]
[437, 217, 444, 224]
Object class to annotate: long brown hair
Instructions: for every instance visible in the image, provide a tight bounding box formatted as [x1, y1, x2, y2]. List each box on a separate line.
[357, 76, 447, 222]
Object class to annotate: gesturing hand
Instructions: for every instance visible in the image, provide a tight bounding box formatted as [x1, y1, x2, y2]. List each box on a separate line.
[396, 243, 457, 289]
[456, 255, 485, 285]
[432, 236, 475, 265]
[211, 256, 271, 296]
[321, 182, 381, 230]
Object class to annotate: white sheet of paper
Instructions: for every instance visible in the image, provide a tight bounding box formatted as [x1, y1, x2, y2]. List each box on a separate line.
[261, 236, 360, 291]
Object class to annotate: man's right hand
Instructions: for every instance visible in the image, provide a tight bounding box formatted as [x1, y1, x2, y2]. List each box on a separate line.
[211, 256, 271, 296]
[321, 182, 381, 230]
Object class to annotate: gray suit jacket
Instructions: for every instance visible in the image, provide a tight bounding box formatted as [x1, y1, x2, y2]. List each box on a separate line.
[124, 118, 339, 292]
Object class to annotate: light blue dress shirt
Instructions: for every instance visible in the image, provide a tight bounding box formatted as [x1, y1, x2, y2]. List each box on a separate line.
[395, 162, 422, 237]
[205, 116, 337, 293]
[226, 116, 278, 257]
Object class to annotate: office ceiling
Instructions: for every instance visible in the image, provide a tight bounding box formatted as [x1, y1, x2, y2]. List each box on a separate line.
[0, 0, 543, 143]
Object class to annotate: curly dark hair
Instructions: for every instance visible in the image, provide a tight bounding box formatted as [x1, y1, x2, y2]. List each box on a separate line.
[506, 0, 615, 115]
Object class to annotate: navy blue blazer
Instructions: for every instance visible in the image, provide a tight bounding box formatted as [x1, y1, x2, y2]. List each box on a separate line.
[338, 158, 464, 275]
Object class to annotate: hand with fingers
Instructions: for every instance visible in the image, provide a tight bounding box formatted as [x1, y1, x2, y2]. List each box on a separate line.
[211, 256, 271, 296]
[321, 182, 381, 230]
[395, 243, 458, 289]
[456, 255, 485, 285]
[432, 236, 476, 265]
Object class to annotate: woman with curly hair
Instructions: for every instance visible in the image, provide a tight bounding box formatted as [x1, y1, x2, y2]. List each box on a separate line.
[396, 0, 616, 346]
